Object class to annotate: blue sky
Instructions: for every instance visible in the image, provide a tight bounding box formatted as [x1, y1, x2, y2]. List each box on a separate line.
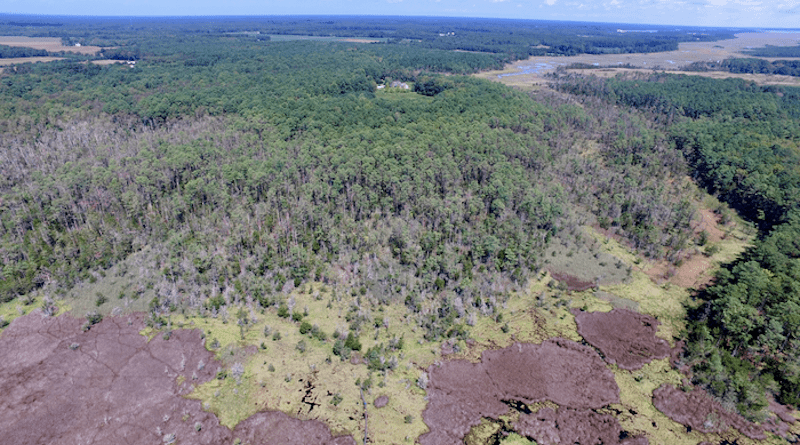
[1, 0, 798, 28]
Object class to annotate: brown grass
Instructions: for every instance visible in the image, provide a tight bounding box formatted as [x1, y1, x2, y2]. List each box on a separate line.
[0, 36, 102, 55]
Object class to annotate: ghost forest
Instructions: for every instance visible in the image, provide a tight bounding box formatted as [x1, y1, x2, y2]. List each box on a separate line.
[0, 14, 798, 445]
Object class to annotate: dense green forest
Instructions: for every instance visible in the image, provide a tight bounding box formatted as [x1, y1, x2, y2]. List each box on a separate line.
[1, 14, 735, 61]
[554, 72, 800, 417]
[743, 44, 800, 58]
[686, 57, 800, 77]
[0, 18, 698, 344]
[0, 44, 49, 58]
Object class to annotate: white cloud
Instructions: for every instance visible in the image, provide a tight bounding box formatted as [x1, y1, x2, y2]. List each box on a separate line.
[545, 0, 556, 5]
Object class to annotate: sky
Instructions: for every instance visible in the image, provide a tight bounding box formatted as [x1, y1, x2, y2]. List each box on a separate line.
[1, 0, 799, 28]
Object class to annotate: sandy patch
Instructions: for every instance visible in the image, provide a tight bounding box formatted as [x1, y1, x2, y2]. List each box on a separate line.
[0, 36, 102, 55]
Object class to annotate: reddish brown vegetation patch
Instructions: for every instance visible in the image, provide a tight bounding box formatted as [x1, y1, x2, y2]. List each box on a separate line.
[549, 271, 595, 291]
[419, 339, 620, 445]
[574, 308, 671, 370]
[374, 395, 389, 408]
[232, 411, 356, 444]
[0, 312, 354, 445]
[652, 384, 765, 440]
[764, 398, 798, 439]
[515, 407, 648, 445]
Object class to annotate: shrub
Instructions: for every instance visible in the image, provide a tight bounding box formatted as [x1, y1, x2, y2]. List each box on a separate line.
[344, 332, 362, 351]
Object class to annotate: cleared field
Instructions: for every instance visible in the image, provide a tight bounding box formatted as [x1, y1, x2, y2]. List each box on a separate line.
[90, 59, 131, 66]
[0, 57, 64, 66]
[0, 36, 102, 55]
[477, 31, 800, 88]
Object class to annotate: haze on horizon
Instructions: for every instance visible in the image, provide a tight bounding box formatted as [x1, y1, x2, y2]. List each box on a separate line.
[1, 0, 798, 29]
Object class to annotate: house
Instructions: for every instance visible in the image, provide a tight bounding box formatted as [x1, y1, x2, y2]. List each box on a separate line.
[390, 81, 409, 90]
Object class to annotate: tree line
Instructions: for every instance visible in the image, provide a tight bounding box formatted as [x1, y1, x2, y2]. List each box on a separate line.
[553, 71, 800, 417]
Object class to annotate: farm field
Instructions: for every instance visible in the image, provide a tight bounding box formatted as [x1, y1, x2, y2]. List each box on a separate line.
[0, 56, 64, 66]
[0, 35, 102, 54]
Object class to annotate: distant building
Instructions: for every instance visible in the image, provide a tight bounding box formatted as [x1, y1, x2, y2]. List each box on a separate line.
[390, 81, 409, 90]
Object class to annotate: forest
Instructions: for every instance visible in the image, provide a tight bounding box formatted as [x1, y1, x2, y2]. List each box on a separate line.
[686, 57, 800, 77]
[0, 14, 798, 442]
[554, 72, 800, 416]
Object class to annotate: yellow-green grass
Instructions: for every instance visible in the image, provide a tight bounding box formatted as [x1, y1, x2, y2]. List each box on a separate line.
[183, 283, 433, 443]
[0, 292, 70, 334]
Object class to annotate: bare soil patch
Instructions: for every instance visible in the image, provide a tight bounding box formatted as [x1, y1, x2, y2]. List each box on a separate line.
[652, 384, 765, 440]
[419, 338, 622, 444]
[645, 206, 729, 289]
[574, 308, 671, 371]
[0, 311, 355, 445]
[0, 36, 102, 55]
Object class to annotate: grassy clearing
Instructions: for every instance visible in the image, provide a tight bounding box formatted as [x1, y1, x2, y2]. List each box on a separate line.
[543, 233, 632, 286]
[183, 283, 433, 443]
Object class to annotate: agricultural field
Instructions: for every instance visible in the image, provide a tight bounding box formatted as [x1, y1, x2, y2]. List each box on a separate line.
[0, 35, 102, 54]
